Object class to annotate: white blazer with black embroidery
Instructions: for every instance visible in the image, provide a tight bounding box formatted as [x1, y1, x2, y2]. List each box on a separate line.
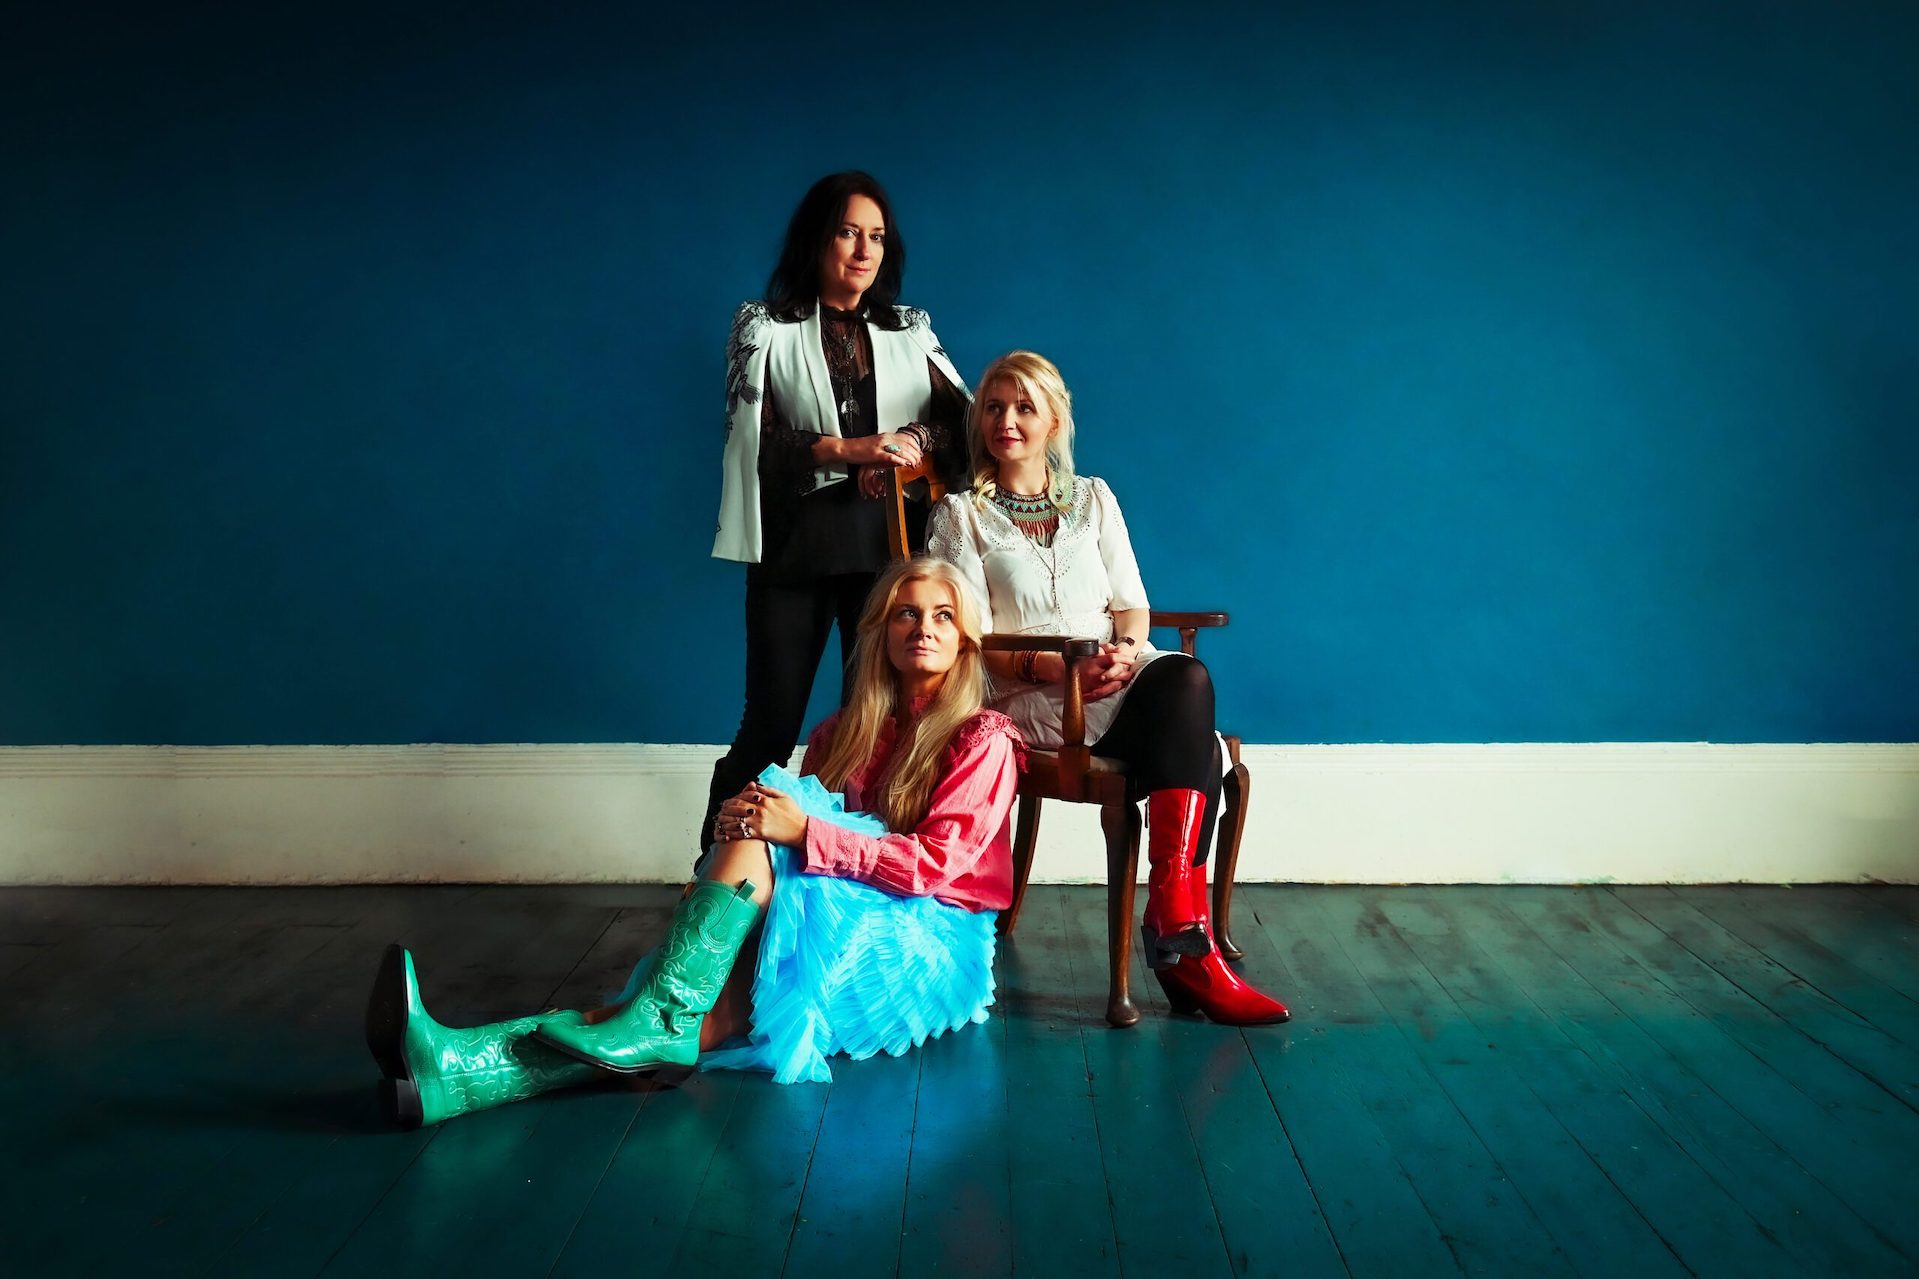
[712, 301, 966, 563]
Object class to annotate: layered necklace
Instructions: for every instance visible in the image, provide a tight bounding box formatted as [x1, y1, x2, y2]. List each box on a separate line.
[820, 305, 866, 430]
[992, 475, 1070, 626]
[990, 483, 1061, 547]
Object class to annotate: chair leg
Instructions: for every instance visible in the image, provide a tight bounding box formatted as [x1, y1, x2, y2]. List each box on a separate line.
[1102, 800, 1141, 1028]
[1214, 762, 1250, 962]
[997, 795, 1043, 939]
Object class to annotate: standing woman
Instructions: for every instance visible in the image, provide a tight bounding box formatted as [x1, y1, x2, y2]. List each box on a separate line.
[705, 171, 970, 856]
[927, 351, 1290, 1026]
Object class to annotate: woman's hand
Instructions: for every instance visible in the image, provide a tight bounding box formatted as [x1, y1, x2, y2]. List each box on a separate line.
[857, 465, 890, 499]
[843, 432, 923, 469]
[1077, 644, 1137, 702]
[1043, 641, 1128, 702]
[712, 784, 757, 844]
[747, 784, 808, 846]
[714, 781, 807, 847]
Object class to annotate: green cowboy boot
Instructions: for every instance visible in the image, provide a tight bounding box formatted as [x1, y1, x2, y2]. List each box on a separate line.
[532, 879, 761, 1074]
[364, 943, 599, 1129]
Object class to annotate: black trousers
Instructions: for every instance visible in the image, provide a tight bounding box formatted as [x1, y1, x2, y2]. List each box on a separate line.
[1090, 654, 1224, 865]
[702, 568, 877, 857]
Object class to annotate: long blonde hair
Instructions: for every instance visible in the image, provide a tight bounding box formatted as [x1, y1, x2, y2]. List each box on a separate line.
[814, 557, 987, 832]
[968, 350, 1078, 513]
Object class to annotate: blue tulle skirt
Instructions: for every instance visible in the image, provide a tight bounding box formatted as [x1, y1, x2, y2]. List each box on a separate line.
[611, 765, 997, 1084]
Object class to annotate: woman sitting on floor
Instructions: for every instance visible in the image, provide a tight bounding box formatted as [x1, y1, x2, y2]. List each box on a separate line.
[927, 351, 1290, 1026]
[365, 557, 1024, 1127]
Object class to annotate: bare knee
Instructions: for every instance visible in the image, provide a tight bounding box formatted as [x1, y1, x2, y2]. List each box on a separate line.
[700, 839, 775, 908]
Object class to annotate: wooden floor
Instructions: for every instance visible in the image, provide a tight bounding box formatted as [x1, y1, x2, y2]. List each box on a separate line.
[1, 884, 1916, 1277]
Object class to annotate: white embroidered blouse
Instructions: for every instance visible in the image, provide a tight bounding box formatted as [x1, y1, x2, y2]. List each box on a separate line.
[926, 477, 1167, 748]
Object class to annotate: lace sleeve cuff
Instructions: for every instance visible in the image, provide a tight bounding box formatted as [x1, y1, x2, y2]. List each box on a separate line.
[759, 396, 821, 498]
[921, 359, 970, 487]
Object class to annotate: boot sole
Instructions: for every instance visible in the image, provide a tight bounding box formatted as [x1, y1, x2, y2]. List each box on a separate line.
[1152, 970, 1293, 1026]
[365, 943, 424, 1128]
[1230, 1009, 1292, 1025]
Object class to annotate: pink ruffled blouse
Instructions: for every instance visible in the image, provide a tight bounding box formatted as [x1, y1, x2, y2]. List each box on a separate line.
[797, 709, 1026, 913]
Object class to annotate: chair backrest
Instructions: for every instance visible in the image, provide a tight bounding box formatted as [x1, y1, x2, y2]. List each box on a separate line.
[882, 462, 944, 562]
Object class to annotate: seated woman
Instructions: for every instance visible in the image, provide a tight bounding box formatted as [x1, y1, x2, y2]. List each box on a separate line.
[364, 557, 1024, 1127]
[926, 351, 1289, 1026]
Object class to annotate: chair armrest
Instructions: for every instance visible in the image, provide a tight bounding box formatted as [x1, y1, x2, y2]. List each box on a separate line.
[981, 635, 1102, 657]
[1149, 610, 1230, 658]
[1149, 611, 1229, 629]
[981, 634, 1100, 767]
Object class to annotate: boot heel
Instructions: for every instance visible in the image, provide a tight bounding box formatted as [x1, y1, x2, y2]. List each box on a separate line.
[1152, 970, 1203, 1015]
[380, 1078, 424, 1130]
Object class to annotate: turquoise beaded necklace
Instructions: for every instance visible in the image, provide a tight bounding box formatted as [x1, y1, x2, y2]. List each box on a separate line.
[990, 484, 1062, 547]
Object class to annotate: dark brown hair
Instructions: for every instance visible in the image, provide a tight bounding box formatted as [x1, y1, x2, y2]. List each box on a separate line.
[764, 171, 907, 329]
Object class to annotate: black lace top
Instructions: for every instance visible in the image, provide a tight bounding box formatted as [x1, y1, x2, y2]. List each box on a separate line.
[753, 306, 969, 582]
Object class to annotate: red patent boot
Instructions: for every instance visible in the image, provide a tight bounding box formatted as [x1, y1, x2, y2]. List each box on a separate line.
[1153, 859, 1291, 1025]
[1141, 789, 1210, 969]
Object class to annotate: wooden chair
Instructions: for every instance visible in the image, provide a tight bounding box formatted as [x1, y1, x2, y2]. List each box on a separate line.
[885, 464, 1250, 1029]
[881, 458, 945, 567]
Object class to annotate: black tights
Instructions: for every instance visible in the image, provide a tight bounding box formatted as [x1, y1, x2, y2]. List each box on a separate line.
[1091, 655, 1223, 865]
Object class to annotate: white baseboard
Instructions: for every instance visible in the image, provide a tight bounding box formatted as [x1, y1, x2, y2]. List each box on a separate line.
[2, 743, 1915, 886]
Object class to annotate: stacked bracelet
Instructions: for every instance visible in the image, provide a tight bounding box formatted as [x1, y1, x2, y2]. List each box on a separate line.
[1017, 650, 1045, 684]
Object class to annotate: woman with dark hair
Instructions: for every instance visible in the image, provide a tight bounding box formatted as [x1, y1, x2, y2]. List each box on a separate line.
[367, 558, 1024, 1125]
[928, 352, 1290, 1027]
[704, 171, 970, 857]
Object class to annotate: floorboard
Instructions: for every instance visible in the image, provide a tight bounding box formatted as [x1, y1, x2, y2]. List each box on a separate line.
[1675, 886, 1919, 1057]
[547, 1071, 743, 1278]
[1769, 887, 1919, 1005]
[1581, 888, 1919, 1247]
[1062, 887, 1238, 1278]
[1856, 885, 1919, 929]
[1148, 895, 1340, 1279]
[1309, 888, 1634, 1279]
[1503, 888, 1918, 1272]
[1371, 891, 1695, 1279]
[666, 1071, 832, 1277]
[781, 1049, 920, 1279]
[1461, 890, 1907, 1276]
[993, 887, 1122, 1277]
[897, 984, 1013, 1277]
[1239, 889, 1462, 1278]
[4, 884, 1916, 1277]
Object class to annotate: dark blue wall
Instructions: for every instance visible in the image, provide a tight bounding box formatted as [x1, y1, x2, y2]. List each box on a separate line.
[4, 2, 1915, 745]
